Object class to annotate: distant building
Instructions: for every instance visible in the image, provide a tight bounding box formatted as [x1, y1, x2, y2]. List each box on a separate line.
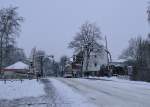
[71, 51, 83, 77]
[110, 59, 128, 75]
[3, 61, 29, 78]
[110, 59, 126, 67]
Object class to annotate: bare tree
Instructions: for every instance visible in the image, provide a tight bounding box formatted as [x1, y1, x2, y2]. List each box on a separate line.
[69, 22, 104, 72]
[147, 3, 150, 23]
[120, 36, 150, 81]
[119, 4, 150, 81]
[0, 6, 23, 74]
[119, 37, 142, 61]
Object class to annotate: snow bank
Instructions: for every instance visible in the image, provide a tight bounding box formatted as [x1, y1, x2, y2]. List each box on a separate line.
[50, 78, 97, 107]
[0, 79, 45, 100]
[88, 76, 150, 86]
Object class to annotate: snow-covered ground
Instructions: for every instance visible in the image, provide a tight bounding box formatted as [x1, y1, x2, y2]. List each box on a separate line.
[0, 79, 45, 100]
[0, 77, 150, 107]
[55, 77, 150, 107]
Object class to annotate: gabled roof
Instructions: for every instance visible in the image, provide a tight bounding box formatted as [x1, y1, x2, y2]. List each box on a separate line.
[5, 61, 29, 70]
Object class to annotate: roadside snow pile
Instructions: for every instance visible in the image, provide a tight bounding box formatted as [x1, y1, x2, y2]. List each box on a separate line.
[0, 79, 45, 100]
[86, 76, 150, 92]
[88, 76, 150, 85]
[50, 78, 97, 107]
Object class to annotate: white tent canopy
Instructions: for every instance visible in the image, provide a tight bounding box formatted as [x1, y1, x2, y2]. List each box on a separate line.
[5, 61, 29, 70]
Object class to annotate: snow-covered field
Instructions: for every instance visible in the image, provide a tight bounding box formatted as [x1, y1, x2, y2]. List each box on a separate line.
[0, 79, 45, 100]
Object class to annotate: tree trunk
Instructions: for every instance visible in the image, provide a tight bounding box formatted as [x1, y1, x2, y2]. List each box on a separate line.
[85, 50, 90, 74]
[0, 35, 3, 74]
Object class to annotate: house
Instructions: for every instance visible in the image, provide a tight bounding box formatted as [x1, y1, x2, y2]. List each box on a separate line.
[72, 63, 82, 77]
[72, 51, 83, 77]
[83, 50, 107, 76]
[73, 47, 108, 77]
[3, 61, 29, 78]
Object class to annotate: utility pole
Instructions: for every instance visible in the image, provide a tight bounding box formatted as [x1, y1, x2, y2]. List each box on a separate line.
[105, 36, 109, 65]
[105, 36, 113, 76]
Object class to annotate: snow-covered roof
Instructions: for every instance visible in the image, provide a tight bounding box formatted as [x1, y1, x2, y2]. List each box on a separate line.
[5, 61, 29, 70]
[65, 64, 72, 67]
[113, 59, 127, 63]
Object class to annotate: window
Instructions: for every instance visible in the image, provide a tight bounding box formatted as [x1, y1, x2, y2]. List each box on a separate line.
[94, 63, 97, 67]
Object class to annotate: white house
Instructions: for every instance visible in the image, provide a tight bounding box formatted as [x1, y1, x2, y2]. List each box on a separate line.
[73, 45, 108, 76]
[82, 48, 108, 75]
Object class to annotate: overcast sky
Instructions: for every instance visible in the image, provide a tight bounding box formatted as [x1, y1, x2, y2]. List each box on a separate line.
[0, 0, 149, 61]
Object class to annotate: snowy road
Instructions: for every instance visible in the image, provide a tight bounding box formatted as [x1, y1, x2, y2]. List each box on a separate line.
[54, 77, 150, 107]
[0, 78, 150, 107]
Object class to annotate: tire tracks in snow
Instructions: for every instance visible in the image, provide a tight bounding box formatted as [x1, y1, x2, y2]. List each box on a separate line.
[57, 78, 150, 107]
